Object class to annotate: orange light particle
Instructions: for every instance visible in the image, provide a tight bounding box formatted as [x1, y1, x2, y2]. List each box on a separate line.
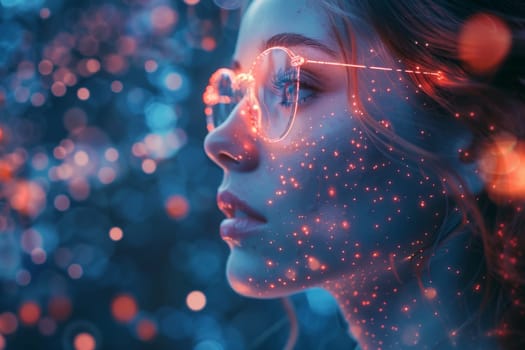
[86, 59, 100, 74]
[77, 88, 90, 101]
[8, 180, 46, 217]
[51, 81, 66, 97]
[136, 318, 157, 341]
[201, 37, 216, 52]
[186, 291, 206, 311]
[38, 60, 53, 75]
[104, 54, 127, 75]
[109, 227, 123, 241]
[0, 161, 13, 181]
[165, 195, 190, 220]
[141, 159, 156, 174]
[307, 257, 321, 271]
[458, 13, 511, 75]
[0, 312, 18, 335]
[423, 287, 437, 300]
[74, 332, 96, 350]
[19, 301, 41, 326]
[48, 296, 72, 321]
[144, 60, 158, 73]
[111, 294, 138, 323]
[110, 80, 123, 93]
[150, 6, 177, 33]
[478, 134, 525, 200]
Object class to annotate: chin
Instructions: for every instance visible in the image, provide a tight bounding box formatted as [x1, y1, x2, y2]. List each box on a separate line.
[225, 253, 304, 299]
[226, 272, 297, 299]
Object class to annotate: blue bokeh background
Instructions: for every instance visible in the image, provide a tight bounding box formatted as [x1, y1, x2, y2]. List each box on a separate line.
[0, 0, 356, 349]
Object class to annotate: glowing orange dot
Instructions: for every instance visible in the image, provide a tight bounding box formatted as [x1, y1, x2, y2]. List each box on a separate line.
[31, 92, 46, 107]
[39, 8, 50, 19]
[479, 134, 525, 200]
[131, 142, 147, 157]
[201, 37, 216, 51]
[150, 6, 177, 33]
[38, 60, 53, 75]
[74, 150, 89, 166]
[184, 0, 200, 4]
[68, 264, 83, 279]
[144, 60, 158, 73]
[104, 54, 127, 75]
[328, 187, 336, 197]
[74, 332, 96, 350]
[77, 88, 90, 101]
[165, 73, 182, 90]
[48, 296, 72, 321]
[424, 287, 437, 300]
[104, 148, 119, 162]
[19, 301, 41, 326]
[458, 13, 511, 75]
[0, 312, 18, 335]
[165, 195, 190, 220]
[98, 167, 116, 184]
[111, 294, 138, 323]
[68, 177, 90, 201]
[301, 225, 310, 235]
[8, 180, 46, 217]
[51, 82, 66, 97]
[186, 291, 206, 311]
[136, 318, 157, 341]
[141, 159, 156, 174]
[0, 161, 13, 181]
[110, 80, 123, 93]
[86, 59, 100, 74]
[307, 257, 321, 271]
[109, 227, 123, 241]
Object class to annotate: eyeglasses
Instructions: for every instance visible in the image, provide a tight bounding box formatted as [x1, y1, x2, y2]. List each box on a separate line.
[203, 46, 441, 142]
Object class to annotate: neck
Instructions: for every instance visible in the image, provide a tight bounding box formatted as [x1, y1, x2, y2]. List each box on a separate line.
[322, 233, 499, 349]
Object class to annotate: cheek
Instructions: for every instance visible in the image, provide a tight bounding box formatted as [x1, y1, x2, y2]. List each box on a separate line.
[263, 113, 447, 262]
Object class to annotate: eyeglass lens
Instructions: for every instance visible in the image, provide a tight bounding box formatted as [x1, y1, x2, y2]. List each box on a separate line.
[206, 47, 300, 141]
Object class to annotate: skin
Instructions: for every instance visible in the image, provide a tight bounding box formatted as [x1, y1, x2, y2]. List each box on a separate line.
[204, 0, 496, 348]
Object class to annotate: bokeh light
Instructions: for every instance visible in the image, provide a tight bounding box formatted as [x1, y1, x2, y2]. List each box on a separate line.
[0, 1, 356, 349]
[458, 12, 512, 75]
[19, 301, 41, 326]
[186, 290, 206, 311]
[111, 294, 138, 323]
[73, 332, 96, 350]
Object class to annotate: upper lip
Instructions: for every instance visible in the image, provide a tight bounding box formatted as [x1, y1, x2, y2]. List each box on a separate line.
[217, 191, 267, 223]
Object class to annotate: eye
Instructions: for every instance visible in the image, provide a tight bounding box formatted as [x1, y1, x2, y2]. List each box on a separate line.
[271, 69, 317, 107]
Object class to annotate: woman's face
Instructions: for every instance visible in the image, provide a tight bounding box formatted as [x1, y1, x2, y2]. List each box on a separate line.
[204, 0, 467, 298]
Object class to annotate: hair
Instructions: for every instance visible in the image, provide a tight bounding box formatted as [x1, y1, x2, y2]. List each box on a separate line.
[319, 0, 525, 347]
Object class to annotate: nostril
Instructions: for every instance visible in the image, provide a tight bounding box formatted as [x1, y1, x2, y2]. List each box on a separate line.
[218, 151, 240, 165]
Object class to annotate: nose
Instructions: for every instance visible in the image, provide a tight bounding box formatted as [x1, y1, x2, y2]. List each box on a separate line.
[204, 103, 260, 172]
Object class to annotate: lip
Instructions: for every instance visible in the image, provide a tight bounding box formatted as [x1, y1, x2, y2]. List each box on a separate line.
[220, 218, 266, 245]
[217, 191, 267, 243]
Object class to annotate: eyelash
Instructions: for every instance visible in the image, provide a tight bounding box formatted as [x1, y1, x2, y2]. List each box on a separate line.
[271, 69, 318, 107]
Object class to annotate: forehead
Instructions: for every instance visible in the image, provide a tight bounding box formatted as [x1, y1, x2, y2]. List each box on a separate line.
[233, 0, 338, 67]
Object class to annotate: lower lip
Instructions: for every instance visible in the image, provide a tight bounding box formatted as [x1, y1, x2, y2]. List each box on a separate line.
[220, 218, 266, 242]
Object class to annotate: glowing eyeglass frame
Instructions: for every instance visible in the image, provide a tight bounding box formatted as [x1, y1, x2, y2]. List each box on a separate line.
[203, 46, 442, 142]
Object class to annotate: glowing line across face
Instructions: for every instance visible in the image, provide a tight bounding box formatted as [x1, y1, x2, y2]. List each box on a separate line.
[203, 45, 441, 142]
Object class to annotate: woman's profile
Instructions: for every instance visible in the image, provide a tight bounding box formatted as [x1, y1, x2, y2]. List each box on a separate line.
[203, 0, 525, 348]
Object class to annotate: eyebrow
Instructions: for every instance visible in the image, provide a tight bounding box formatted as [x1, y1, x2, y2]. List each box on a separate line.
[264, 33, 338, 57]
[231, 32, 338, 71]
